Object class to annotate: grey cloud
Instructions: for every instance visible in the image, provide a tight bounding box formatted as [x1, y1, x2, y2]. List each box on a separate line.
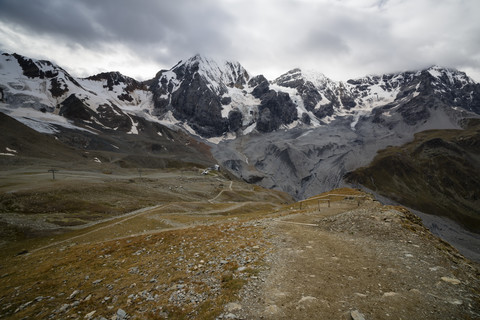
[300, 29, 350, 55]
[0, 0, 106, 42]
[0, 0, 479, 82]
[0, 0, 234, 64]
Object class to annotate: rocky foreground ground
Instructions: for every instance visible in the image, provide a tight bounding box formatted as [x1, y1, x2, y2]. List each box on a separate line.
[0, 189, 479, 320]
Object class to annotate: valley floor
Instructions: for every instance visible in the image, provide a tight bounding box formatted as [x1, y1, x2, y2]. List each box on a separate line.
[0, 171, 478, 320]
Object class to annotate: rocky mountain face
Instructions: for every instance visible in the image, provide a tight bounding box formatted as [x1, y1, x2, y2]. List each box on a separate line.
[150, 54, 303, 137]
[151, 55, 249, 137]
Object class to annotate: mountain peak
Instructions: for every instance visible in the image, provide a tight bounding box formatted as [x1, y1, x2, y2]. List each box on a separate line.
[171, 54, 250, 93]
[85, 71, 145, 92]
[274, 68, 332, 90]
[422, 65, 474, 84]
[181, 54, 242, 71]
[2, 52, 67, 80]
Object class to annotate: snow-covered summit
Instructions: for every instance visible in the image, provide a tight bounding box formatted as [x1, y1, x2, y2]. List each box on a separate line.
[425, 65, 475, 85]
[163, 54, 251, 96]
[0, 52, 153, 134]
[181, 54, 250, 92]
[273, 68, 333, 90]
[151, 55, 255, 137]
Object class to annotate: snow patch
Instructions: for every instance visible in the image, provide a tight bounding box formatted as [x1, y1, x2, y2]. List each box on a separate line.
[183, 123, 197, 135]
[207, 132, 237, 144]
[222, 87, 260, 126]
[127, 119, 139, 134]
[243, 122, 257, 135]
[298, 130, 313, 138]
[428, 68, 442, 79]
[300, 69, 331, 89]
[350, 109, 370, 130]
[157, 110, 181, 129]
[207, 136, 223, 144]
[0, 105, 96, 134]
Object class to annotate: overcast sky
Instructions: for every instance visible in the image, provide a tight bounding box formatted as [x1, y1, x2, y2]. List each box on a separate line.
[1, 0, 479, 82]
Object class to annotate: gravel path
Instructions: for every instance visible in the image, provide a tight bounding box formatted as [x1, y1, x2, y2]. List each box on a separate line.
[231, 202, 480, 320]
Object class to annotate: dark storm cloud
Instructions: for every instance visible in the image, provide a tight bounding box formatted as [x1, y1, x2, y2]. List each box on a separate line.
[0, 0, 100, 43]
[0, 0, 234, 63]
[0, 0, 479, 81]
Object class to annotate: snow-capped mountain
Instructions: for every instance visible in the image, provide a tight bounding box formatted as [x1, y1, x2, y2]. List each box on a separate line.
[1, 51, 480, 200]
[211, 65, 480, 200]
[150, 56, 480, 141]
[3, 51, 479, 141]
[0, 52, 215, 166]
[271, 65, 480, 128]
[150, 54, 252, 137]
[0, 52, 154, 135]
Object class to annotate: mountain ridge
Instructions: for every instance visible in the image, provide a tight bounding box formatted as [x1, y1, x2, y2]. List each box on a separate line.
[2, 51, 480, 199]
[2, 51, 479, 137]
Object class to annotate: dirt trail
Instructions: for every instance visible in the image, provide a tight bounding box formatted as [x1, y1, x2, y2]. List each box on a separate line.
[29, 204, 168, 253]
[209, 181, 233, 203]
[235, 202, 480, 320]
[28, 181, 239, 253]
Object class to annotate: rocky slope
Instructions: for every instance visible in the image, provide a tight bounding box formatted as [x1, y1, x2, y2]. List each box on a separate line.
[236, 196, 480, 320]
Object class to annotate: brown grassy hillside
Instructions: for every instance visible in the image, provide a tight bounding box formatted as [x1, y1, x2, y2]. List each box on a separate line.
[345, 118, 480, 232]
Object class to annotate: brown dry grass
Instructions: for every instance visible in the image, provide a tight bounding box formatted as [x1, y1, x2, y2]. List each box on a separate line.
[0, 168, 294, 319]
[0, 222, 269, 319]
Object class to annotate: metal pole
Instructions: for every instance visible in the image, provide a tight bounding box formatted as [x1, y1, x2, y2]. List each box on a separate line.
[48, 169, 57, 180]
